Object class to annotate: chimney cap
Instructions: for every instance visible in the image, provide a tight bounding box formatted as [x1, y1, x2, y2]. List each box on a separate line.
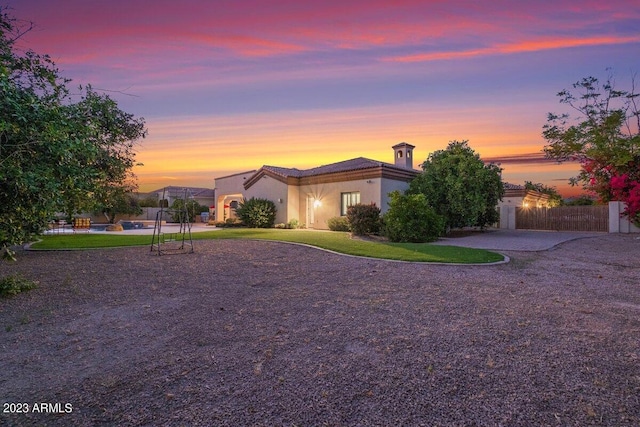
[392, 142, 415, 149]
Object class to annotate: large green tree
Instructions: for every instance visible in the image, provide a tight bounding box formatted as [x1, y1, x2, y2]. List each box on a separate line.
[409, 140, 504, 231]
[0, 8, 146, 259]
[543, 73, 640, 224]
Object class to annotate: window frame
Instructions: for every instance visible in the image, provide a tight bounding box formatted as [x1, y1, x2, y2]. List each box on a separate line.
[341, 191, 361, 216]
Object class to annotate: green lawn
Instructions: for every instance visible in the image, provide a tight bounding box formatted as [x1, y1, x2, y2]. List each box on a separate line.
[30, 229, 505, 264]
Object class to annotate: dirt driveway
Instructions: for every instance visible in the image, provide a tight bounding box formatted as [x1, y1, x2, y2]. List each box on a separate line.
[1, 234, 639, 426]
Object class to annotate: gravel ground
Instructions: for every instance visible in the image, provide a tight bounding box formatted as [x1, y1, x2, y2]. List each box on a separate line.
[1, 234, 639, 426]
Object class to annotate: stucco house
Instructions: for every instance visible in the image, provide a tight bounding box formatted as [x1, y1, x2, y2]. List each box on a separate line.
[145, 186, 215, 208]
[214, 143, 419, 229]
[499, 182, 551, 209]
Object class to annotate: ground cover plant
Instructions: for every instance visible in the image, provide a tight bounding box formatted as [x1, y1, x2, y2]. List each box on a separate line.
[29, 229, 504, 264]
[0, 274, 37, 298]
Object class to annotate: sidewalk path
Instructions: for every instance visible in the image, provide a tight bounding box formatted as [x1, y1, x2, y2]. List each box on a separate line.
[432, 229, 605, 251]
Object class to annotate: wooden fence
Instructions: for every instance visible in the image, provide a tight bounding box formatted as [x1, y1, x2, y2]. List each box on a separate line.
[515, 206, 609, 232]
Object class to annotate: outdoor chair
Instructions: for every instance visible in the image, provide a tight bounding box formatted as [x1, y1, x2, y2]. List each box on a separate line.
[73, 217, 91, 233]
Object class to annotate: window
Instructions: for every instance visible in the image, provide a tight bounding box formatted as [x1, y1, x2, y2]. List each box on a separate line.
[341, 192, 360, 216]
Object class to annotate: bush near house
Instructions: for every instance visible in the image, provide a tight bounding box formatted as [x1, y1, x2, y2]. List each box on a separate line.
[347, 203, 381, 235]
[328, 216, 351, 232]
[235, 198, 277, 228]
[382, 191, 445, 243]
[275, 219, 302, 229]
[287, 219, 301, 229]
[213, 218, 244, 228]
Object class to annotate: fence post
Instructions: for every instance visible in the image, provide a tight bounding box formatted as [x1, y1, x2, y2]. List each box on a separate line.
[609, 201, 640, 233]
[499, 206, 516, 229]
[609, 201, 620, 233]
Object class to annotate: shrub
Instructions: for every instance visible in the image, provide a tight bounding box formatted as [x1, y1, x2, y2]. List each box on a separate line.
[327, 216, 351, 232]
[275, 220, 300, 229]
[287, 219, 300, 229]
[347, 203, 381, 235]
[382, 191, 445, 242]
[235, 198, 277, 228]
[0, 274, 37, 298]
[213, 218, 244, 228]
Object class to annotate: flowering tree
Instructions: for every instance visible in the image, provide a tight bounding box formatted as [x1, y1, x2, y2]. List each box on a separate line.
[611, 174, 640, 223]
[543, 72, 640, 225]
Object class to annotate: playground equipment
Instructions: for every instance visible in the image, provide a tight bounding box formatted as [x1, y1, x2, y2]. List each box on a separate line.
[150, 187, 194, 255]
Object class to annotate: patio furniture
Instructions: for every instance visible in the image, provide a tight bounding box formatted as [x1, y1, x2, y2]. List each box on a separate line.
[73, 217, 91, 232]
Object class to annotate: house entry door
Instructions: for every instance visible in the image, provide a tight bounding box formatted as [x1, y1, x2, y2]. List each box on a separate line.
[306, 195, 315, 227]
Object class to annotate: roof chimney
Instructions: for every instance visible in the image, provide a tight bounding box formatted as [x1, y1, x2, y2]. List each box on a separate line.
[392, 142, 415, 169]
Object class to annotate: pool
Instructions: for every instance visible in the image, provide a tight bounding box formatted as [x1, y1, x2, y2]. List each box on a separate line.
[44, 221, 156, 234]
[119, 221, 150, 230]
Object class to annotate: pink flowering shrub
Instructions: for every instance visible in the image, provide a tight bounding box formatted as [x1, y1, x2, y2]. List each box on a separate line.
[610, 173, 640, 226]
[578, 156, 640, 226]
[578, 158, 616, 201]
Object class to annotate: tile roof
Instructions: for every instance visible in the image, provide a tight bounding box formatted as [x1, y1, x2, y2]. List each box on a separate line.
[261, 166, 304, 178]
[263, 157, 411, 178]
[148, 186, 214, 197]
[503, 182, 524, 190]
[243, 156, 420, 190]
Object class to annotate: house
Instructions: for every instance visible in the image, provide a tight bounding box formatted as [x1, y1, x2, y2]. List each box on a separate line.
[497, 182, 551, 230]
[214, 143, 419, 229]
[499, 182, 551, 209]
[145, 186, 215, 209]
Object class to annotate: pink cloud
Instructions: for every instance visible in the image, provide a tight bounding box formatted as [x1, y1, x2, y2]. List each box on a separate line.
[13, 0, 639, 68]
[384, 35, 640, 63]
[482, 153, 564, 165]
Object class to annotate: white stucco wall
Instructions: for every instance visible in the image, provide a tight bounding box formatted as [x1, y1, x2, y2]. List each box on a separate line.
[244, 177, 290, 225]
[499, 196, 525, 209]
[213, 171, 255, 221]
[287, 185, 301, 225]
[609, 201, 640, 233]
[298, 178, 391, 229]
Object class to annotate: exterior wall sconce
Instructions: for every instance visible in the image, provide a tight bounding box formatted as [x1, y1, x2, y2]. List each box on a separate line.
[366, 180, 373, 183]
[313, 199, 322, 208]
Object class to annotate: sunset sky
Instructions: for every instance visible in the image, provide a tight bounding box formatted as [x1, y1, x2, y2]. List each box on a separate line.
[6, 0, 640, 196]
